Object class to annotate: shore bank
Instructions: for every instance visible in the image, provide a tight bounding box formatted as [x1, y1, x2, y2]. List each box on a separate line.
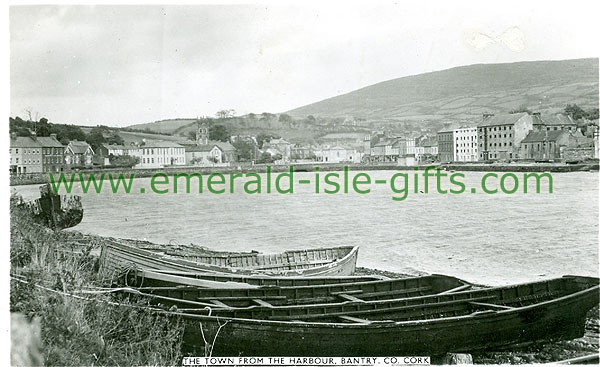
[9, 193, 599, 364]
[9, 160, 599, 186]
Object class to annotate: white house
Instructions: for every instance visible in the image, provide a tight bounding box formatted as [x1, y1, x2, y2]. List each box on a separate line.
[316, 146, 363, 163]
[185, 144, 224, 165]
[135, 141, 186, 168]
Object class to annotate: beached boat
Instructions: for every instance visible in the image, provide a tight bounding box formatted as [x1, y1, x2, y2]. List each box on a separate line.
[171, 275, 598, 356]
[121, 273, 470, 308]
[123, 268, 384, 288]
[99, 242, 371, 285]
[156, 245, 361, 276]
[16, 184, 83, 230]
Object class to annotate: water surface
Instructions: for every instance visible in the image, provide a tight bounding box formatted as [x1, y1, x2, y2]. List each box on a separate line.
[13, 170, 598, 285]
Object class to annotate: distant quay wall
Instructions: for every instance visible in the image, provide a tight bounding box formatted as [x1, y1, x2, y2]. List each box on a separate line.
[9, 160, 599, 186]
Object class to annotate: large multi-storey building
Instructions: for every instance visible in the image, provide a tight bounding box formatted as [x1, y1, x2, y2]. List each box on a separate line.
[37, 134, 66, 172]
[9, 136, 43, 174]
[437, 128, 455, 163]
[477, 113, 545, 161]
[453, 127, 478, 162]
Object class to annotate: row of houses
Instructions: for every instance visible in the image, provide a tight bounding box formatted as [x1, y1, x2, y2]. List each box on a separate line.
[96, 139, 239, 169]
[363, 134, 438, 164]
[9, 134, 95, 174]
[437, 113, 597, 162]
[9, 135, 240, 174]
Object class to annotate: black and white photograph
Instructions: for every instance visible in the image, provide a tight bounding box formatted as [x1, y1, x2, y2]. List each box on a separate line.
[4, 1, 600, 366]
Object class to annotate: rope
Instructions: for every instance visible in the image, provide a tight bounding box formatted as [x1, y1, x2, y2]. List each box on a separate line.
[10, 275, 164, 313]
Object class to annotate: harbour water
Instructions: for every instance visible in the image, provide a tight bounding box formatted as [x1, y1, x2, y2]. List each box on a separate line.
[13, 169, 599, 286]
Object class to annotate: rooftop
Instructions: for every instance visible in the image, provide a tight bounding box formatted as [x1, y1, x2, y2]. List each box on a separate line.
[541, 114, 577, 126]
[67, 140, 93, 154]
[10, 136, 42, 148]
[185, 144, 220, 152]
[521, 130, 569, 143]
[142, 140, 184, 148]
[478, 113, 544, 127]
[36, 136, 65, 148]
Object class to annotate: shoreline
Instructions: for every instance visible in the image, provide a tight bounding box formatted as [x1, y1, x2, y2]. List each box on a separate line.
[9, 160, 599, 186]
[10, 211, 600, 365]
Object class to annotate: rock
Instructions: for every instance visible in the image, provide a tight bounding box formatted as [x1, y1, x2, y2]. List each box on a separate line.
[11, 313, 44, 366]
[444, 353, 473, 364]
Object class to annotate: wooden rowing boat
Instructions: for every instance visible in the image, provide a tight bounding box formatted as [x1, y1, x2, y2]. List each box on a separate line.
[123, 273, 469, 308]
[170, 275, 599, 356]
[153, 246, 358, 274]
[99, 241, 360, 277]
[124, 269, 384, 288]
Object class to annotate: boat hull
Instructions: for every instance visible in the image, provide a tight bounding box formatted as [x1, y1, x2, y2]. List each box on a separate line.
[177, 279, 599, 356]
[99, 242, 359, 278]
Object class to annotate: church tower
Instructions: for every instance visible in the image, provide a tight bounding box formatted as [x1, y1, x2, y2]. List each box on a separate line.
[196, 120, 209, 146]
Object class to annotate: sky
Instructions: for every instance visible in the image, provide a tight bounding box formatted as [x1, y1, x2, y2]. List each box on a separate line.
[9, 2, 600, 127]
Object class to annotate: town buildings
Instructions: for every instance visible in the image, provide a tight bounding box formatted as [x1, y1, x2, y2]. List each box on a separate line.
[9, 136, 43, 174]
[477, 112, 545, 161]
[263, 138, 293, 161]
[291, 144, 314, 161]
[98, 141, 186, 168]
[64, 140, 95, 168]
[542, 114, 578, 132]
[437, 128, 455, 163]
[315, 146, 363, 163]
[185, 144, 224, 165]
[10, 134, 66, 174]
[181, 122, 239, 165]
[520, 130, 578, 160]
[416, 136, 438, 162]
[136, 141, 186, 168]
[453, 127, 478, 162]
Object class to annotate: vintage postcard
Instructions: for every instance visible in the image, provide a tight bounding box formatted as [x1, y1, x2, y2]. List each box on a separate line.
[4, 2, 599, 366]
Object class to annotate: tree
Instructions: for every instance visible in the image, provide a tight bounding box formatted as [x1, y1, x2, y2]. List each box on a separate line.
[509, 105, 532, 114]
[109, 155, 139, 168]
[256, 151, 274, 164]
[278, 114, 292, 123]
[209, 124, 230, 142]
[256, 133, 280, 149]
[85, 127, 106, 151]
[231, 139, 256, 161]
[564, 104, 587, 121]
[105, 132, 124, 145]
[585, 108, 599, 120]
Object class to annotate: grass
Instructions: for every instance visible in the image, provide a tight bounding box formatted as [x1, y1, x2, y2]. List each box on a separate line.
[10, 194, 184, 366]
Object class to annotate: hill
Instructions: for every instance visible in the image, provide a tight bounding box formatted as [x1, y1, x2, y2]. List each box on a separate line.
[125, 114, 366, 144]
[286, 58, 599, 129]
[124, 118, 198, 135]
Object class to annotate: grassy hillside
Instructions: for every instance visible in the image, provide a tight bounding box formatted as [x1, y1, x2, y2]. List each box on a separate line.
[125, 59, 598, 138]
[286, 58, 599, 125]
[125, 115, 369, 144]
[125, 119, 198, 135]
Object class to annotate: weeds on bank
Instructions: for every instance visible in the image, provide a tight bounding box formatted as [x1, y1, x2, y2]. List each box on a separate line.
[10, 194, 184, 366]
